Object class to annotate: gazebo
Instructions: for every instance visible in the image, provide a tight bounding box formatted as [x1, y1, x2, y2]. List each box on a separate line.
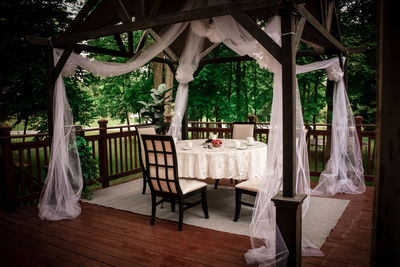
[26, 0, 362, 265]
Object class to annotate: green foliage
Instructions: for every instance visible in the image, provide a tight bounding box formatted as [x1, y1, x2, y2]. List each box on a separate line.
[139, 83, 172, 134]
[337, 0, 376, 123]
[75, 136, 98, 200]
[0, 0, 84, 129]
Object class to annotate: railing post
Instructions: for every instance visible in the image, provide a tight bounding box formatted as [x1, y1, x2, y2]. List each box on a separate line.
[98, 119, 109, 188]
[247, 114, 257, 123]
[0, 125, 16, 212]
[355, 115, 363, 150]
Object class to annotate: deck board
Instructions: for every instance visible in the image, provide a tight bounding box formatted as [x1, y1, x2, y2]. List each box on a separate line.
[0, 182, 373, 266]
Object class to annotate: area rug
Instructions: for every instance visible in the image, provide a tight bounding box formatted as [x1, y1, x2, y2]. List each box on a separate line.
[83, 179, 349, 249]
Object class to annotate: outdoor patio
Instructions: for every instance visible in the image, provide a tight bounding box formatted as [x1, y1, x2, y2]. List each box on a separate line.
[0, 179, 373, 266]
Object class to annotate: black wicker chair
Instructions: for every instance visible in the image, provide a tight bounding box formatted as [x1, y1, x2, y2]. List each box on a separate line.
[141, 134, 209, 231]
[136, 124, 157, 195]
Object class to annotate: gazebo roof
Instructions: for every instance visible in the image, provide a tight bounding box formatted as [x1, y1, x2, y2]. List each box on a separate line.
[27, 0, 348, 65]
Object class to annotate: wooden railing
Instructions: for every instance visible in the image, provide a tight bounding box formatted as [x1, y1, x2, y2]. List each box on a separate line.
[0, 116, 376, 212]
[0, 120, 144, 212]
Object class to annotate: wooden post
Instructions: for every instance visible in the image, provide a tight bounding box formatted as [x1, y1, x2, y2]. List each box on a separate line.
[0, 125, 16, 212]
[247, 114, 257, 122]
[47, 44, 55, 140]
[354, 115, 363, 150]
[98, 119, 109, 188]
[281, 8, 297, 198]
[272, 193, 307, 267]
[273, 8, 306, 267]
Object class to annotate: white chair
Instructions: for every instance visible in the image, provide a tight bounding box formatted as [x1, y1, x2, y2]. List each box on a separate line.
[232, 122, 256, 140]
[141, 134, 209, 231]
[136, 125, 156, 194]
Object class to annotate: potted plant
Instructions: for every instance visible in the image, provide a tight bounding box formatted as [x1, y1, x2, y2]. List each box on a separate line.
[75, 136, 99, 200]
[139, 83, 172, 134]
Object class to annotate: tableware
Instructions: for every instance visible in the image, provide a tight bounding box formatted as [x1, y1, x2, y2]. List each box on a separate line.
[247, 142, 257, 146]
[182, 147, 192, 150]
[186, 141, 193, 149]
[234, 140, 241, 148]
[247, 137, 255, 144]
[237, 146, 248, 150]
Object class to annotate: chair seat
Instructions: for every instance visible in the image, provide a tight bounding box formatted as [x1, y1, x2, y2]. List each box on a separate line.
[179, 179, 207, 195]
[235, 179, 259, 192]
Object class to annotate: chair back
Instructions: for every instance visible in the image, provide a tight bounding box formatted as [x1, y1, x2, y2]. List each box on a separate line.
[136, 125, 156, 170]
[232, 122, 255, 140]
[141, 134, 182, 196]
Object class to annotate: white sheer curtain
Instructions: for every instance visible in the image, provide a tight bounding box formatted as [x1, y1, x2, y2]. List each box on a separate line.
[38, 50, 83, 220]
[297, 57, 366, 197]
[38, 1, 195, 220]
[167, 29, 206, 139]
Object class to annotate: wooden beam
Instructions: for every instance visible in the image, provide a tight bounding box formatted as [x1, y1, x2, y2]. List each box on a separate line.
[199, 43, 220, 59]
[54, 0, 283, 45]
[148, 0, 162, 17]
[326, 0, 334, 32]
[64, 0, 100, 34]
[296, 4, 348, 56]
[135, 29, 149, 53]
[231, 11, 281, 64]
[148, 29, 178, 61]
[113, 34, 128, 55]
[52, 44, 75, 83]
[295, 16, 306, 51]
[111, 0, 132, 23]
[135, 0, 145, 20]
[193, 61, 206, 78]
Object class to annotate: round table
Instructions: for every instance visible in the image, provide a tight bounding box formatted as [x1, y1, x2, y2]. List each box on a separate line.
[175, 139, 267, 181]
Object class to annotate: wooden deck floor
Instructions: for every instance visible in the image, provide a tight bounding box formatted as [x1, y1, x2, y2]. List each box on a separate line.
[0, 182, 373, 267]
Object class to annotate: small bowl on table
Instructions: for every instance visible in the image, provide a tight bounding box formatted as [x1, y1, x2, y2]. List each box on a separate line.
[211, 139, 222, 148]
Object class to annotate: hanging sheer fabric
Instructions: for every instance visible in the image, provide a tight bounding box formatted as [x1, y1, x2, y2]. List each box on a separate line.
[38, 50, 83, 220]
[38, 1, 196, 220]
[167, 29, 206, 139]
[297, 58, 366, 196]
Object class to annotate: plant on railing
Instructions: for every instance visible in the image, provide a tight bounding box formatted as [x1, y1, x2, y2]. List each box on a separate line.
[139, 83, 172, 134]
[75, 136, 99, 200]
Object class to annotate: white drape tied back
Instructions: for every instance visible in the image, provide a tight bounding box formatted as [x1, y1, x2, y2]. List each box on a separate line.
[41, 0, 364, 265]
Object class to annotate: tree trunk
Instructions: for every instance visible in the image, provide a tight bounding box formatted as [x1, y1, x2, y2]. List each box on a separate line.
[243, 63, 248, 118]
[253, 64, 257, 116]
[235, 62, 242, 120]
[325, 80, 334, 157]
[228, 62, 232, 101]
[22, 117, 28, 142]
[164, 64, 174, 117]
[125, 111, 130, 126]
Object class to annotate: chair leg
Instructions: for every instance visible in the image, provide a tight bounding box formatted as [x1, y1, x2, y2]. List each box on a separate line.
[151, 194, 156, 225]
[171, 199, 175, 212]
[234, 189, 241, 222]
[214, 179, 219, 190]
[142, 172, 147, 195]
[201, 189, 209, 219]
[178, 200, 184, 231]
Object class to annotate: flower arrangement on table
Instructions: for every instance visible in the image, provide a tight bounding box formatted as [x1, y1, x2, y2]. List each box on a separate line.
[211, 139, 223, 147]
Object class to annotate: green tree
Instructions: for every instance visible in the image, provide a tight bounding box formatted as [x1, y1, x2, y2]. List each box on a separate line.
[0, 0, 91, 131]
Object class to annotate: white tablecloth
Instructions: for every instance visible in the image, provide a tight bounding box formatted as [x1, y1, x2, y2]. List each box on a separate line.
[176, 139, 267, 181]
